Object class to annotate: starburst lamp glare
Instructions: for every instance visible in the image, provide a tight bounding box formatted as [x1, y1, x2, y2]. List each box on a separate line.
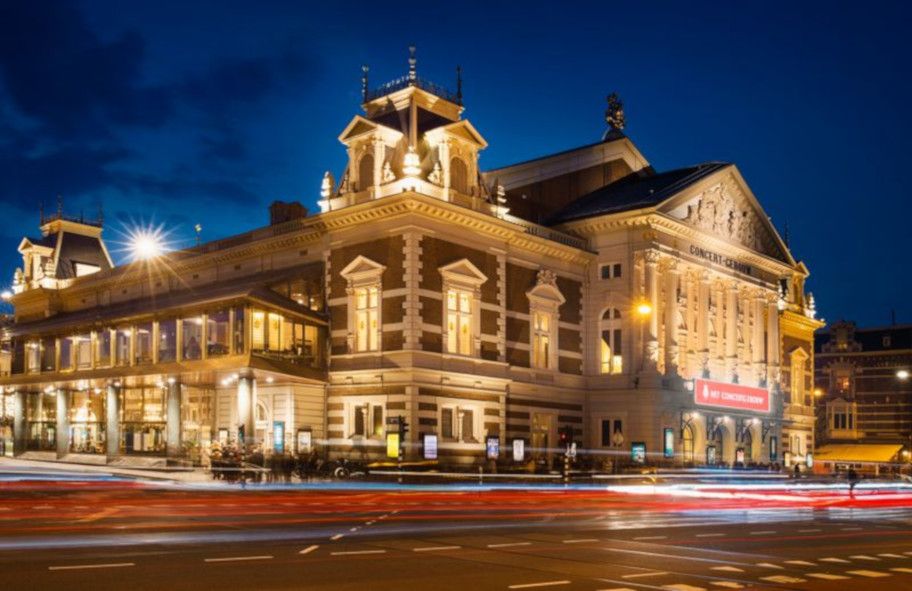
[130, 231, 164, 261]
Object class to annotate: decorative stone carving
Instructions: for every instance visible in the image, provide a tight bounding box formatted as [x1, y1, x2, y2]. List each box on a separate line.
[427, 161, 442, 185]
[536, 268, 557, 288]
[382, 161, 395, 183]
[682, 183, 763, 251]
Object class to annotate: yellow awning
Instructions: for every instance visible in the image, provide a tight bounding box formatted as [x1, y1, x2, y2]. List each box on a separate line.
[814, 444, 903, 463]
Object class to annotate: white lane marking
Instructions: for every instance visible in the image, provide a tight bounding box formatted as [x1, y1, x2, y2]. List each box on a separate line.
[605, 548, 747, 568]
[891, 567, 912, 573]
[365, 521, 376, 525]
[48, 563, 134, 571]
[634, 536, 667, 541]
[330, 534, 344, 541]
[695, 533, 725, 538]
[621, 571, 668, 579]
[330, 550, 387, 556]
[663, 585, 707, 591]
[349, 527, 359, 532]
[905, 551, 912, 556]
[488, 542, 532, 548]
[597, 588, 636, 591]
[878, 553, 906, 558]
[760, 575, 806, 584]
[562, 538, 599, 544]
[204, 556, 273, 563]
[709, 566, 744, 573]
[820, 557, 851, 563]
[798, 528, 821, 533]
[756, 563, 783, 569]
[807, 573, 850, 580]
[849, 555, 880, 561]
[299, 545, 319, 555]
[784, 560, 815, 566]
[749, 530, 776, 535]
[841, 527, 863, 531]
[413, 545, 461, 552]
[507, 581, 570, 589]
[709, 583, 744, 589]
[847, 570, 891, 578]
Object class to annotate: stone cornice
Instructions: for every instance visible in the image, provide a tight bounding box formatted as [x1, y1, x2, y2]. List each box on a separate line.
[780, 309, 826, 334]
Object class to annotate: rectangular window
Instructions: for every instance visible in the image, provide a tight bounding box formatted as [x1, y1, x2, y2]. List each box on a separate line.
[158, 319, 177, 363]
[461, 409, 474, 442]
[207, 309, 230, 356]
[372, 405, 384, 438]
[40, 337, 56, 372]
[59, 337, 73, 371]
[441, 408, 454, 439]
[135, 323, 153, 365]
[446, 289, 473, 355]
[97, 330, 112, 367]
[600, 263, 622, 279]
[233, 307, 245, 354]
[182, 317, 203, 360]
[601, 419, 611, 446]
[532, 311, 551, 369]
[251, 310, 266, 350]
[26, 341, 41, 373]
[74, 334, 92, 369]
[352, 405, 366, 437]
[355, 286, 379, 352]
[600, 328, 623, 374]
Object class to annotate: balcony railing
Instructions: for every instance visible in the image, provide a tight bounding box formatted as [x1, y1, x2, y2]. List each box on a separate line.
[365, 75, 461, 104]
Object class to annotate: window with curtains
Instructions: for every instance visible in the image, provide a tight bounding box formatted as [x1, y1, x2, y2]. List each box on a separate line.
[354, 285, 379, 352]
[600, 308, 623, 374]
[446, 288, 473, 355]
[531, 311, 552, 369]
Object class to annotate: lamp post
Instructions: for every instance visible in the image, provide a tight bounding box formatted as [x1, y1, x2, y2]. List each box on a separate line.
[898, 369, 910, 471]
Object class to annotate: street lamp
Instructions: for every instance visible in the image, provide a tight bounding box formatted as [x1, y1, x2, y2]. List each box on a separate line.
[129, 231, 164, 261]
[897, 369, 910, 380]
[635, 300, 652, 372]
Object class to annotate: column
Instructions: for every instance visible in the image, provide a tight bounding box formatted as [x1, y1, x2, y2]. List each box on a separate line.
[105, 384, 121, 461]
[644, 250, 660, 371]
[664, 259, 680, 376]
[13, 391, 26, 456]
[752, 294, 766, 385]
[697, 271, 711, 372]
[166, 379, 181, 458]
[237, 375, 256, 446]
[725, 283, 739, 382]
[767, 298, 780, 386]
[56, 388, 70, 459]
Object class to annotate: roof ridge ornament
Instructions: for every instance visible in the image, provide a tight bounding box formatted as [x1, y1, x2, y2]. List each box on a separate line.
[604, 91, 626, 135]
[361, 65, 369, 103]
[408, 45, 417, 82]
[456, 65, 463, 105]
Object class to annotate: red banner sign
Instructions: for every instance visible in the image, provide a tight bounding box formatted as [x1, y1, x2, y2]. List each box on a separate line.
[693, 378, 770, 413]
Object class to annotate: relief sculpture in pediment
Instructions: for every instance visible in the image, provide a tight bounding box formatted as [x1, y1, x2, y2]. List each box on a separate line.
[683, 183, 761, 251]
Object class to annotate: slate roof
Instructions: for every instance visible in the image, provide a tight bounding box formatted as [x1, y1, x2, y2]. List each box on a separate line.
[547, 161, 731, 225]
[815, 323, 912, 354]
[369, 106, 453, 136]
[54, 232, 112, 279]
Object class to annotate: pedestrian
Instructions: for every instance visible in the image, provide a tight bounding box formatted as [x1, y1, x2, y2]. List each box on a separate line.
[847, 466, 859, 498]
[793, 463, 801, 478]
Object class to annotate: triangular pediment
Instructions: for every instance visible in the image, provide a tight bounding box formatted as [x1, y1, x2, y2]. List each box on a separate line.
[340, 255, 386, 284]
[338, 116, 404, 145]
[659, 166, 793, 264]
[439, 258, 487, 286]
[426, 120, 488, 149]
[526, 281, 565, 306]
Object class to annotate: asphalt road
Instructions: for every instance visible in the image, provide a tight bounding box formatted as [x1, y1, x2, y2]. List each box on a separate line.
[3, 473, 912, 590]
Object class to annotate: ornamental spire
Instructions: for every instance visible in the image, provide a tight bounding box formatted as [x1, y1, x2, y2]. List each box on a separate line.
[361, 65, 369, 102]
[408, 45, 417, 82]
[604, 92, 626, 134]
[456, 65, 463, 105]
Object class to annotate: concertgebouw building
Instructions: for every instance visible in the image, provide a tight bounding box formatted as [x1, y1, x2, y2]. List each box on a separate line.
[0, 51, 823, 470]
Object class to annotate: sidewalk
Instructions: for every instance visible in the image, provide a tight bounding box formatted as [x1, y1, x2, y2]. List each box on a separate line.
[0, 456, 213, 483]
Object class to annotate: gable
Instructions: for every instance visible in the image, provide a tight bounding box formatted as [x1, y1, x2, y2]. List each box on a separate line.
[439, 258, 487, 286]
[339, 255, 386, 285]
[660, 167, 793, 264]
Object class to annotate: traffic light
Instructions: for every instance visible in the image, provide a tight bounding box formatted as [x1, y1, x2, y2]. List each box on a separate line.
[559, 425, 573, 446]
[398, 415, 409, 441]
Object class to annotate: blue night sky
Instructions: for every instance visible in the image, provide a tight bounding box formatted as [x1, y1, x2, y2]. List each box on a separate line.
[0, 1, 910, 326]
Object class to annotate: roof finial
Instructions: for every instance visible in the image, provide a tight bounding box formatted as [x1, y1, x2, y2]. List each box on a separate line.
[57, 194, 63, 218]
[39, 201, 44, 225]
[456, 65, 463, 104]
[604, 92, 626, 135]
[408, 45, 417, 82]
[361, 64, 369, 102]
[783, 219, 790, 248]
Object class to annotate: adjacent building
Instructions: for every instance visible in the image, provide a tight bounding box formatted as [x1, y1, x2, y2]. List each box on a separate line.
[814, 321, 912, 471]
[0, 52, 820, 469]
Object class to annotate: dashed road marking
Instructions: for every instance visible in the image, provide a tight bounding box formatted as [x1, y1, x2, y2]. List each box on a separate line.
[413, 545, 461, 552]
[890, 568, 912, 573]
[841, 527, 863, 531]
[695, 533, 725, 538]
[634, 536, 667, 541]
[349, 527, 359, 532]
[849, 555, 880, 561]
[330, 534, 344, 541]
[621, 571, 668, 579]
[489, 542, 532, 548]
[760, 575, 806, 584]
[49, 563, 134, 571]
[709, 583, 743, 589]
[847, 570, 891, 578]
[710, 566, 743, 573]
[749, 530, 776, 535]
[820, 557, 851, 563]
[807, 573, 850, 580]
[299, 545, 319, 555]
[878, 553, 906, 558]
[204, 556, 273, 563]
[756, 563, 783, 569]
[507, 581, 570, 589]
[784, 560, 815, 566]
[562, 538, 599, 544]
[662, 584, 707, 591]
[330, 550, 387, 556]
[798, 528, 821, 532]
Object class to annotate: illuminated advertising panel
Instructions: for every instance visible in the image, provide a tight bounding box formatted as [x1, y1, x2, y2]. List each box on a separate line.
[486, 436, 500, 460]
[386, 433, 400, 458]
[663, 428, 674, 458]
[512, 439, 525, 462]
[693, 378, 770, 413]
[423, 434, 438, 460]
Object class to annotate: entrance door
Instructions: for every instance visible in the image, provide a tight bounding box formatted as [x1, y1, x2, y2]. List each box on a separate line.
[0, 425, 12, 457]
[530, 413, 555, 462]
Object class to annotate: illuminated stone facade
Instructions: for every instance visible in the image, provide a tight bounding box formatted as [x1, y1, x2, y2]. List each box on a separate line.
[0, 54, 820, 469]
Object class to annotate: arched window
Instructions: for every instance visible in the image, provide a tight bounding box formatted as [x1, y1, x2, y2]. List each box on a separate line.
[600, 308, 623, 374]
[358, 153, 374, 191]
[681, 423, 695, 464]
[450, 157, 468, 194]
